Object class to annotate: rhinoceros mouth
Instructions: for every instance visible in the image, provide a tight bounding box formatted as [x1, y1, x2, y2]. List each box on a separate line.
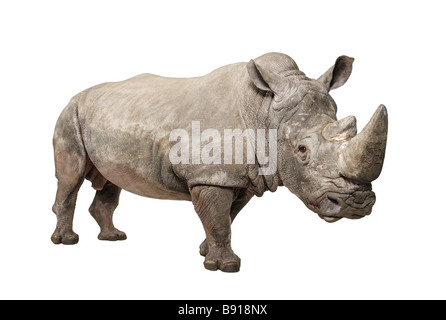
[307, 182, 376, 222]
[307, 198, 340, 218]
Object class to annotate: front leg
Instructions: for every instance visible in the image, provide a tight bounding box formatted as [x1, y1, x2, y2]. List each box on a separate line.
[190, 185, 240, 272]
[199, 188, 253, 257]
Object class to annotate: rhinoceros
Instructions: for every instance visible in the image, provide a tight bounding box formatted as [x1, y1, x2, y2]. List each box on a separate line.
[52, 52, 388, 272]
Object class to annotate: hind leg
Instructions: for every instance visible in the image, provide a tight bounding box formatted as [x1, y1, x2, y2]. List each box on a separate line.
[51, 100, 87, 245]
[89, 182, 127, 241]
[51, 142, 86, 245]
[52, 179, 83, 245]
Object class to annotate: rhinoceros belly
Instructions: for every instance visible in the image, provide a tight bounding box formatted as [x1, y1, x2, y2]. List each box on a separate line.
[83, 126, 191, 200]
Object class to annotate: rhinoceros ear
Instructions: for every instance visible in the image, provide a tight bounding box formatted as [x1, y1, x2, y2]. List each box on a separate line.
[247, 60, 290, 99]
[317, 56, 354, 91]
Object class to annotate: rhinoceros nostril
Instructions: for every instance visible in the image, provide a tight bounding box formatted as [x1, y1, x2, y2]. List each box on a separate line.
[327, 196, 339, 205]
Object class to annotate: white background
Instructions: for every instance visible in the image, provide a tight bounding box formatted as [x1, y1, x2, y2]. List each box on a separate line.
[1, 1, 445, 300]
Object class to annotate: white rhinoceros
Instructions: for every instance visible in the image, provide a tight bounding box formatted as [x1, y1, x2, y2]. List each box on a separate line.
[52, 53, 388, 272]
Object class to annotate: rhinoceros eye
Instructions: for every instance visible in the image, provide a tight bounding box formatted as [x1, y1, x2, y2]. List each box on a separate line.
[297, 144, 310, 163]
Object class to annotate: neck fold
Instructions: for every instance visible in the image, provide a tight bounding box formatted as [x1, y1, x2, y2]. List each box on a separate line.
[240, 77, 282, 196]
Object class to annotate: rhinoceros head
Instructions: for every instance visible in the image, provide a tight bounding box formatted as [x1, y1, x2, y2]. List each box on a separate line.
[247, 54, 388, 222]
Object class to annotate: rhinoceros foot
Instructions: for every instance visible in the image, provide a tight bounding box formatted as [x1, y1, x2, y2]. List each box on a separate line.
[98, 228, 127, 241]
[203, 244, 241, 272]
[51, 229, 79, 245]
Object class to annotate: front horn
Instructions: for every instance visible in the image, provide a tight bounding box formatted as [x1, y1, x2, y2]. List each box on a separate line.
[338, 105, 388, 183]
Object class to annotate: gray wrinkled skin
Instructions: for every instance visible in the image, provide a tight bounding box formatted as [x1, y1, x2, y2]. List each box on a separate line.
[52, 52, 388, 272]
